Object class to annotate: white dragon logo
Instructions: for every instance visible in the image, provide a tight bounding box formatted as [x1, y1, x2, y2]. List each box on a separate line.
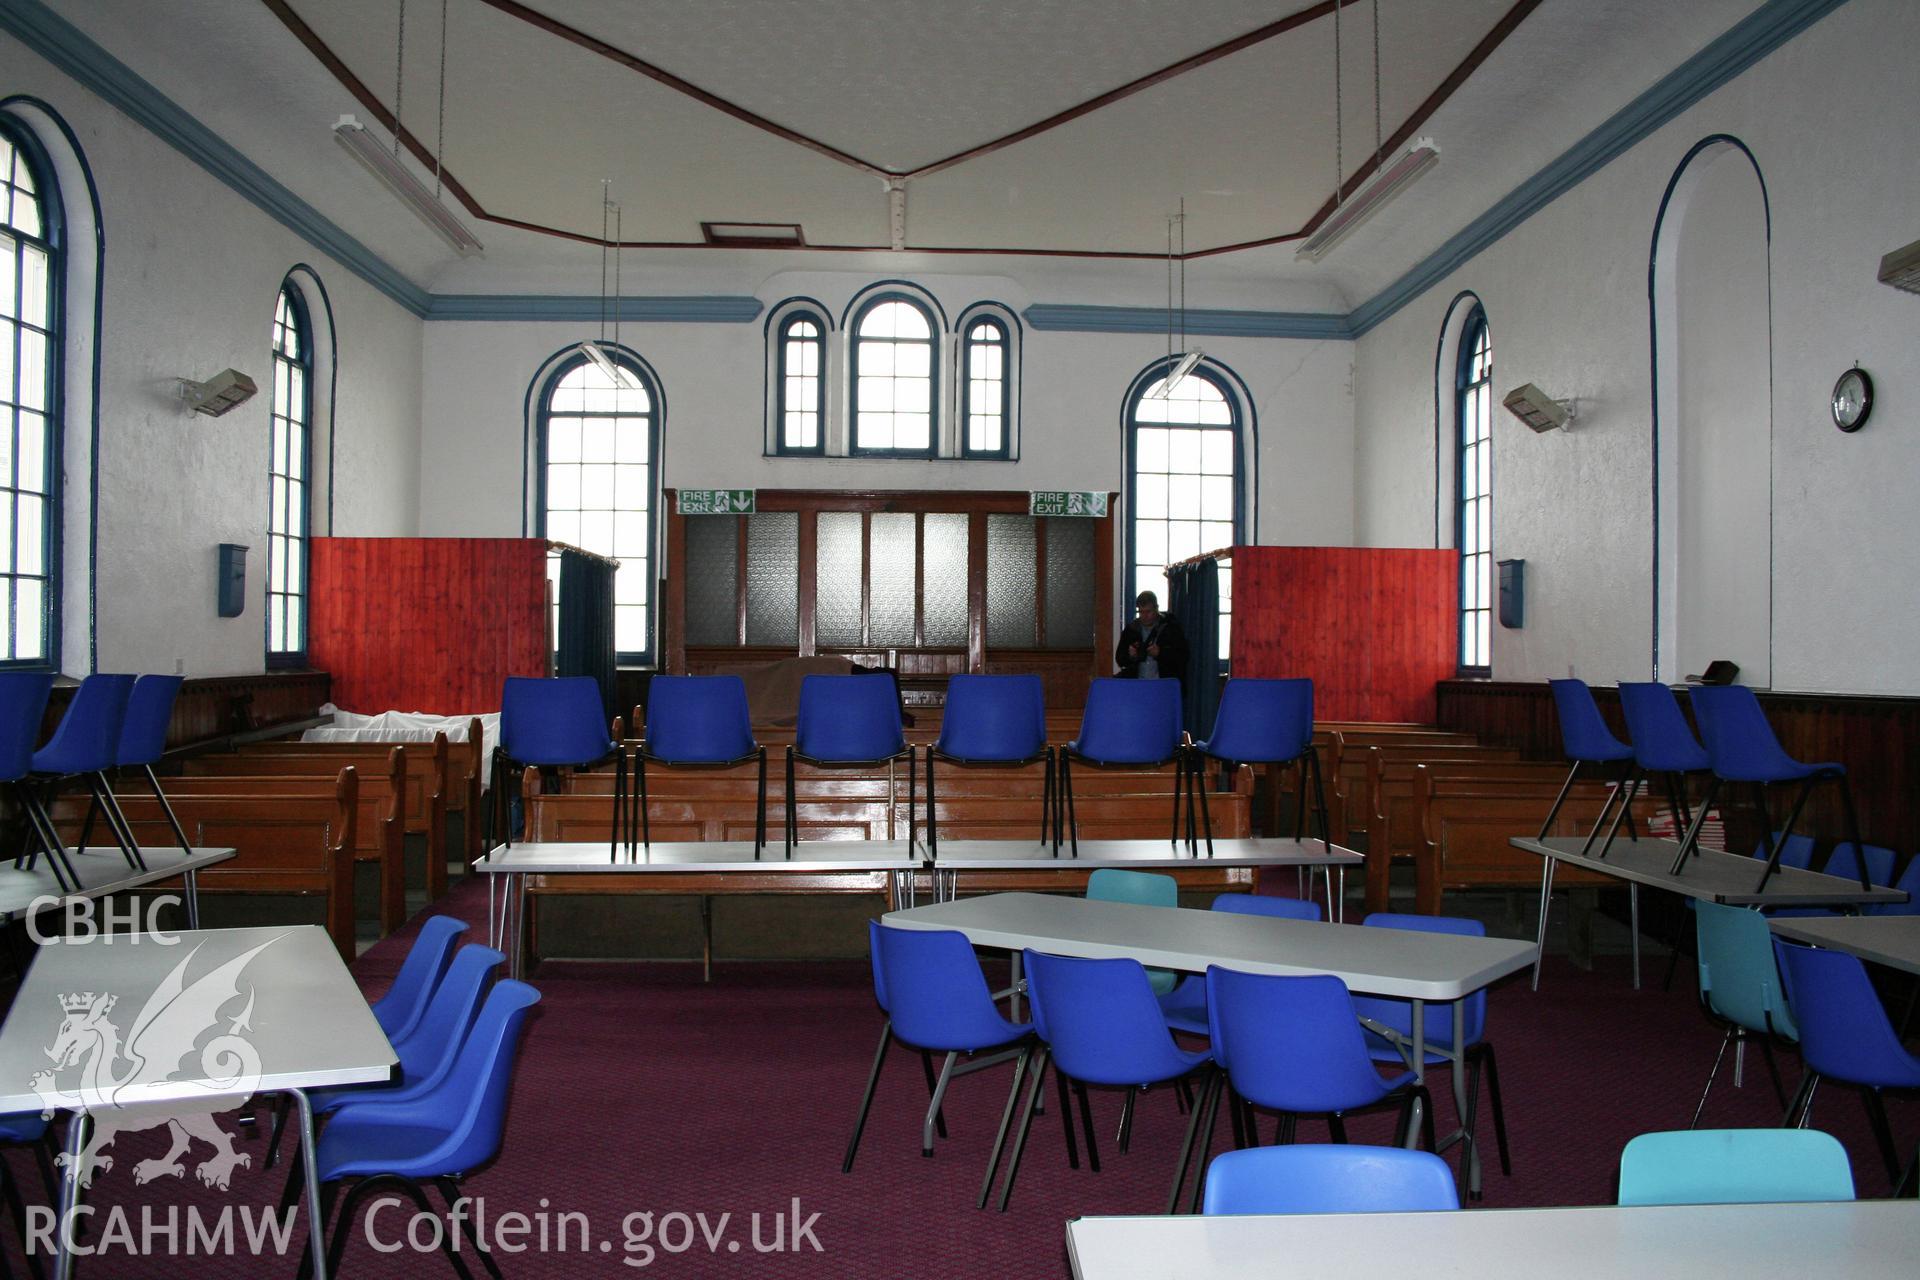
[29, 937, 277, 1191]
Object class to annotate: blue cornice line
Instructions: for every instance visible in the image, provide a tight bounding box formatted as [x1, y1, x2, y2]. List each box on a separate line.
[1024, 304, 1353, 341]
[0, 0, 433, 317]
[1347, 0, 1852, 337]
[425, 294, 764, 323]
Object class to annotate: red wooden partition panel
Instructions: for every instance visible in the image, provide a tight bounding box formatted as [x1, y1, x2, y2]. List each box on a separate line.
[308, 538, 549, 714]
[1230, 546, 1457, 721]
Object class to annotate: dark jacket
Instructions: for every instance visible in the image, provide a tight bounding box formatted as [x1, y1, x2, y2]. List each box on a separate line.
[1115, 614, 1188, 685]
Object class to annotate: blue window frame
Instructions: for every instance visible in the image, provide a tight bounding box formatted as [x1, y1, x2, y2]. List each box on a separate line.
[536, 349, 661, 664]
[1125, 364, 1242, 666]
[850, 293, 937, 457]
[1455, 307, 1493, 673]
[0, 120, 60, 668]
[774, 310, 826, 455]
[266, 285, 311, 664]
[960, 316, 1011, 459]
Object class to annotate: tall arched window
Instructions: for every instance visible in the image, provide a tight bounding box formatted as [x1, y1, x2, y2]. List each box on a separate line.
[1127, 366, 1242, 664]
[1455, 307, 1493, 673]
[960, 316, 1010, 458]
[538, 350, 660, 662]
[850, 295, 936, 456]
[775, 311, 826, 454]
[0, 121, 59, 666]
[267, 285, 311, 662]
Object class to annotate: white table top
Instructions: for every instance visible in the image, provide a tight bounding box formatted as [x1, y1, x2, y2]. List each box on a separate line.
[1770, 914, 1920, 976]
[0, 924, 395, 1112]
[883, 893, 1533, 1001]
[931, 837, 1364, 870]
[474, 839, 921, 874]
[1066, 1201, 1920, 1279]
[0, 846, 236, 922]
[1511, 837, 1909, 908]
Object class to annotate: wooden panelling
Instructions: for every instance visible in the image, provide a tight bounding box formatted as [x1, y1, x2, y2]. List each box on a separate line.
[1231, 547, 1457, 721]
[1436, 681, 1920, 857]
[308, 537, 549, 714]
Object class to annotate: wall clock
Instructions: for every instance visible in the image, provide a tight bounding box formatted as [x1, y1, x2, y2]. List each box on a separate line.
[1832, 367, 1873, 433]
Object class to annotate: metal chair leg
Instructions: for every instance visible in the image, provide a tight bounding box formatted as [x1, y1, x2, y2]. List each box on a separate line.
[1073, 1078, 1101, 1173]
[842, 1022, 891, 1173]
[1062, 753, 1078, 857]
[925, 748, 938, 859]
[923, 1052, 958, 1155]
[784, 747, 797, 858]
[978, 1045, 1031, 1209]
[996, 1046, 1050, 1212]
[1185, 1071, 1226, 1213]
[1055, 1061, 1080, 1169]
[637, 753, 650, 849]
[1539, 760, 1582, 839]
[920, 1051, 949, 1140]
[754, 747, 767, 860]
[1691, 1026, 1736, 1129]
[1116, 1086, 1136, 1153]
[1861, 1087, 1905, 1188]
[1165, 1067, 1215, 1215]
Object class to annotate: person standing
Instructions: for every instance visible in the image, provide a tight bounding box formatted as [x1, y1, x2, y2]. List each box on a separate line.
[1115, 590, 1188, 688]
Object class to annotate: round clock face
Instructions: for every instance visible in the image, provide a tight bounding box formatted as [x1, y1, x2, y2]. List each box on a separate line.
[1832, 368, 1873, 433]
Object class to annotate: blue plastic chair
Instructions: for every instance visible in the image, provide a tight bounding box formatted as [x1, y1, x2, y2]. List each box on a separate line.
[1349, 913, 1511, 1193]
[73, 673, 192, 864]
[926, 674, 1052, 855]
[0, 671, 76, 890]
[1087, 869, 1180, 995]
[1823, 842, 1897, 888]
[1544, 679, 1636, 851]
[1688, 902, 1797, 1127]
[1203, 1145, 1460, 1215]
[1867, 855, 1920, 916]
[495, 676, 626, 855]
[308, 979, 541, 1279]
[1190, 678, 1328, 856]
[1162, 893, 1323, 1036]
[1618, 1129, 1853, 1205]
[1752, 832, 1817, 871]
[787, 674, 912, 857]
[996, 949, 1214, 1213]
[1059, 678, 1186, 856]
[845, 924, 1033, 1204]
[1611, 682, 1712, 856]
[31, 673, 144, 872]
[1777, 941, 1920, 1189]
[1688, 685, 1868, 892]
[637, 675, 766, 857]
[371, 916, 471, 1043]
[1197, 966, 1437, 1209]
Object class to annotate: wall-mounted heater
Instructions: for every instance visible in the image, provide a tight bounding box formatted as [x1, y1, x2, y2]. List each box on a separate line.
[1295, 138, 1440, 262]
[1879, 238, 1920, 294]
[333, 115, 483, 256]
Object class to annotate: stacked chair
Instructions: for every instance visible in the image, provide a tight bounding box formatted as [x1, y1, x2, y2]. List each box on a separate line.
[1188, 677, 1328, 859]
[924, 673, 1052, 854]
[1056, 678, 1186, 855]
[787, 675, 913, 857]
[494, 675, 627, 855]
[635, 674, 767, 858]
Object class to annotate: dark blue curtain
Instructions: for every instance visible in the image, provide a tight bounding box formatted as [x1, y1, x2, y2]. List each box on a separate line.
[555, 548, 616, 726]
[1166, 557, 1221, 739]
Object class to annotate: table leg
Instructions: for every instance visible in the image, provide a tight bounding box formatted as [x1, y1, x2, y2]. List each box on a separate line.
[488, 872, 498, 948]
[1532, 854, 1558, 991]
[1629, 883, 1642, 991]
[1009, 951, 1023, 1023]
[512, 872, 529, 981]
[51, 1109, 88, 1280]
[1407, 998, 1426, 1151]
[184, 868, 201, 930]
[1336, 866, 1346, 923]
[1454, 1000, 1480, 1197]
[291, 1089, 331, 1280]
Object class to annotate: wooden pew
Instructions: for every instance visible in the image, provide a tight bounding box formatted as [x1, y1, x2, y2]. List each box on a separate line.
[57, 769, 361, 961]
[247, 718, 484, 871]
[148, 747, 407, 933]
[183, 741, 449, 902]
[1412, 764, 1663, 915]
[1358, 749, 1545, 912]
[1336, 742, 1522, 853]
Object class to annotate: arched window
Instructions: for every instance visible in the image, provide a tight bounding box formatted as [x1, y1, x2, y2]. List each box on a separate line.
[850, 295, 936, 456]
[0, 120, 59, 666]
[960, 316, 1010, 459]
[538, 350, 660, 662]
[1127, 365, 1242, 664]
[775, 310, 826, 454]
[1455, 307, 1493, 673]
[266, 285, 311, 662]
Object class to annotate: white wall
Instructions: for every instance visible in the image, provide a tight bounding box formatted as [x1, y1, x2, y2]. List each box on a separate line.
[2, 30, 424, 678]
[418, 269, 1355, 618]
[1351, 0, 1920, 695]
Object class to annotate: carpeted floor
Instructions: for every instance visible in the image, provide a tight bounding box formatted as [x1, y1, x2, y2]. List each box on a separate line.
[4, 877, 1914, 1277]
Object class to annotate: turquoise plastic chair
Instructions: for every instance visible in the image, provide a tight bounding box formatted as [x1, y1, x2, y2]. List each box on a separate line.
[1203, 1145, 1459, 1215]
[1086, 869, 1179, 995]
[1691, 901, 1797, 1127]
[1618, 1129, 1853, 1204]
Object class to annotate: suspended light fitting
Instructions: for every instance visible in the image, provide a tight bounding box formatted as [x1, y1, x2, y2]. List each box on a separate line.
[1153, 198, 1202, 398]
[577, 181, 638, 391]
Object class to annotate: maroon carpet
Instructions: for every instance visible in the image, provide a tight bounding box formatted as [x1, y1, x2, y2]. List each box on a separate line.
[6, 880, 1914, 1277]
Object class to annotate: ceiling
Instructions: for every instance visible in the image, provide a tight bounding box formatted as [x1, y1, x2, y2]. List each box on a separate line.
[54, 0, 1766, 303]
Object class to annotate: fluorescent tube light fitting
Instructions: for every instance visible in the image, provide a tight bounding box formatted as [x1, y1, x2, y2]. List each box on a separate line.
[577, 340, 638, 391]
[333, 115, 483, 256]
[1296, 137, 1439, 262]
